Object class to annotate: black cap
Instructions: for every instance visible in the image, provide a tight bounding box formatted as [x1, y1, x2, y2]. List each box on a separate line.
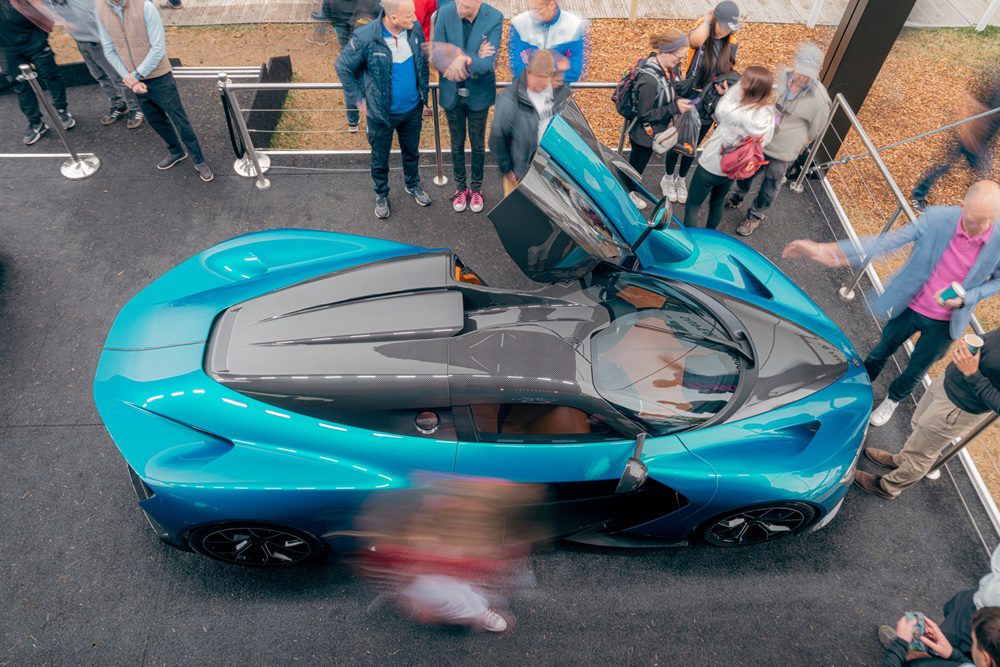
[714, 1, 740, 32]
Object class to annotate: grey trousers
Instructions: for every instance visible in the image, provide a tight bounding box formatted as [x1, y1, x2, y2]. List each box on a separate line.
[880, 374, 987, 496]
[732, 157, 790, 220]
[75, 40, 139, 112]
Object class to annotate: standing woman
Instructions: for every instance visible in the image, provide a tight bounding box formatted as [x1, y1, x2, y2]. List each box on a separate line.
[662, 0, 740, 205]
[682, 65, 774, 231]
[625, 29, 696, 210]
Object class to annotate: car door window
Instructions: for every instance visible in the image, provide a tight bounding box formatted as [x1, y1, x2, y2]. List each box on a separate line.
[469, 403, 623, 444]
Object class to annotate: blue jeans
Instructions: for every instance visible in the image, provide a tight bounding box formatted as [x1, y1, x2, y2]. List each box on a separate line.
[76, 40, 139, 112]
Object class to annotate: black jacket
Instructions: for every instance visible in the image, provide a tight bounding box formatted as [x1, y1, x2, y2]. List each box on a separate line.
[627, 56, 682, 148]
[0, 0, 46, 52]
[945, 327, 1000, 414]
[489, 75, 572, 179]
[335, 13, 429, 126]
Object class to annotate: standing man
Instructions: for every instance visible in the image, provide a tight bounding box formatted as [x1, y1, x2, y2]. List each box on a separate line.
[97, 0, 212, 181]
[336, 0, 431, 220]
[432, 0, 501, 213]
[507, 0, 586, 86]
[724, 43, 829, 237]
[0, 0, 73, 145]
[783, 181, 1000, 427]
[43, 0, 143, 128]
[855, 327, 1000, 499]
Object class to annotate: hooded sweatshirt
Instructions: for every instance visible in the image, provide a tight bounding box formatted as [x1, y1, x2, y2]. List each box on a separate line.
[697, 82, 775, 178]
[763, 66, 831, 162]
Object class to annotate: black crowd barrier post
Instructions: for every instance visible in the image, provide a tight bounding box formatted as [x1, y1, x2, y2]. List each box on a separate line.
[430, 86, 448, 187]
[245, 56, 293, 150]
[17, 64, 100, 180]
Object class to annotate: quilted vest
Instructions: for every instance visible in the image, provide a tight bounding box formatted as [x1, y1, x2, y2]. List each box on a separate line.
[95, 0, 170, 80]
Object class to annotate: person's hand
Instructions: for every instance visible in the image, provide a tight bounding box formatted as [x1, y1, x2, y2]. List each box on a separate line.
[443, 54, 469, 82]
[357, 99, 367, 116]
[123, 73, 139, 88]
[131, 81, 147, 95]
[676, 98, 695, 113]
[954, 344, 981, 376]
[920, 617, 954, 659]
[894, 615, 918, 643]
[478, 40, 495, 59]
[715, 80, 730, 95]
[933, 287, 964, 310]
[782, 240, 848, 268]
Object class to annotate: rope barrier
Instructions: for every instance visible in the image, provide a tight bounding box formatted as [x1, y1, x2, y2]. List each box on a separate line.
[219, 86, 246, 160]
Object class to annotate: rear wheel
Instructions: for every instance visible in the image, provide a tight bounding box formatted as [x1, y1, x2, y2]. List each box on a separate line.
[188, 522, 325, 567]
[698, 503, 816, 547]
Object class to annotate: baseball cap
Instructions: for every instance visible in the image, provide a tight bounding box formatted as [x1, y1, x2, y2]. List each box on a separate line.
[714, 1, 740, 32]
[793, 43, 824, 80]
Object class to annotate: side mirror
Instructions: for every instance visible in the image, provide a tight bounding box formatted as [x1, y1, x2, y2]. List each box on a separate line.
[615, 433, 649, 494]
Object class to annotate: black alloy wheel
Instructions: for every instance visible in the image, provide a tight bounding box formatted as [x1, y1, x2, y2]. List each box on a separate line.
[699, 503, 816, 547]
[188, 523, 324, 567]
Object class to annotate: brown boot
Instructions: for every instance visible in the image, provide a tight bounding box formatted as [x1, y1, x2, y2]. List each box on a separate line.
[853, 470, 896, 499]
[865, 447, 898, 469]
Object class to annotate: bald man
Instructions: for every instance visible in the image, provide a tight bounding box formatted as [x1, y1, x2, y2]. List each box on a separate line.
[336, 0, 431, 219]
[784, 181, 1000, 430]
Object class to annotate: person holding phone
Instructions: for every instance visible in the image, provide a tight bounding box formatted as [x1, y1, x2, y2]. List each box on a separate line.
[431, 0, 502, 213]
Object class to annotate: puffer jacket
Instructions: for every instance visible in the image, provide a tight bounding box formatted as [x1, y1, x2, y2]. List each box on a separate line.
[697, 82, 775, 177]
[335, 12, 429, 126]
[489, 75, 572, 179]
[627, 55, 682, 149]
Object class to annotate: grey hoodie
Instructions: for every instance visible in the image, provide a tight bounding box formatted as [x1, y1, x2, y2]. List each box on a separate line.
[764, 67, 831, 162]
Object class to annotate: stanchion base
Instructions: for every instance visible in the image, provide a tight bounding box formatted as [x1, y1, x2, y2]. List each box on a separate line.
[838, 286, 856, 301]
[254, 178, 272, 191]
[233, 153, 270, 178]
[433, 175, 449, 186]
[61, 155, 100, 180]
[925, 469, 942, 481]
[788, 182, 804, 194]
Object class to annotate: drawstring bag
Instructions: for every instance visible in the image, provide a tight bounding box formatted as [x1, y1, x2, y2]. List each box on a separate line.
[672, 109, 701, 157]
[720, 135, 769, 180]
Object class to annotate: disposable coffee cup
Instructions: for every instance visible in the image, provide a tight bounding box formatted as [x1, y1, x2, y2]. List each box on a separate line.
[966, 333, 984, 355]
[941, 281, 966, 303]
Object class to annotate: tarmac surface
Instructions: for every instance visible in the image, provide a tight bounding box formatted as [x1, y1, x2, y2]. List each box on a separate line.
[1, 79, 998, 666]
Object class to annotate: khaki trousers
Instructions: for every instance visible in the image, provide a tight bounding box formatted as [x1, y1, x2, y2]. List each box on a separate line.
[502, 176, 519, 197]
[880, 374, 985, 496]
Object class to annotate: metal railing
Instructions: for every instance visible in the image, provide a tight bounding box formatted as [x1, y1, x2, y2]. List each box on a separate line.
[216, 74, 621, 191]
[797, 92, 1000, 539]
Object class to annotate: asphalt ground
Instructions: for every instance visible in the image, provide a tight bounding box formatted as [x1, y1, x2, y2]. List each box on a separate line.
[1, 79, 998, 666]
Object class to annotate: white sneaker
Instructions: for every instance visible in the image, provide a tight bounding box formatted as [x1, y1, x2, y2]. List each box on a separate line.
[675, 176, 689, 204]
[477, 609, 508, 633]
[661, 174, 678, 202]
[628, 191, 647, 210]
[869, 398, 900, 427]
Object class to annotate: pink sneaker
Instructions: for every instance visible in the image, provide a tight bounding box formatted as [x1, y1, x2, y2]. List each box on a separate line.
[451, 189, 469, 212]
[469, 191, 484, 213]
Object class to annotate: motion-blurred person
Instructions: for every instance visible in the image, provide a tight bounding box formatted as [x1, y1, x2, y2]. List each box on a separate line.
[661, 0, 740, 204]
[783, 180, 1000, 428]
[507, 0, 586, 86]
[912, 70, 1000, 213]
[620, 29, 695, 211]
[98, 0, 212, 180]
[880, 608, 1000, 667]
[0, 0, 73, 145]
[682, 64, 774, 231]
[855, 327, 1000, 499]
[337, 0, 431, 219]
[725, 43, 829, 237]
[42, 0, 143, 128]
[413, 0, 435, 42]
[490, 49, 571, 196]
[431, 0, 502, 213]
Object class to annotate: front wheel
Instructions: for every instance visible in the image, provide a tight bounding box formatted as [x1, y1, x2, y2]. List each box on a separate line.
[697, 502, 816, 547]
[188, 522, 326, 567]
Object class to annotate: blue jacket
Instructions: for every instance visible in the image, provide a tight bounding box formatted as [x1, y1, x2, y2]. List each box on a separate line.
[839, 205, 1000, 339]
[432, 2, 502, 112]
[335, 14, 429, 126]
[507, 7, 586, 84]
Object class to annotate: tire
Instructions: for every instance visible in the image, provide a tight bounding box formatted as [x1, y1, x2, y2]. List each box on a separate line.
[696, 502, 817, 547]
[188, 522, 326, 567]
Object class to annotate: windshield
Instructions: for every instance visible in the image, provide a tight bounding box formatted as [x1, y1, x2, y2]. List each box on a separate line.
[590, 274, 744, 435]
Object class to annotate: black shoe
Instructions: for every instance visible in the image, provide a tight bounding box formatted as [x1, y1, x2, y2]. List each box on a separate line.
[375, 195, 390, 219]
[57, 109, 75, 130]
[405, 185, 431, 206]
[157, 152, 188, 170]
[194, 162, 214, 182]
[911, 196, 928, 213]
[101, 103, 128, 126]
[23, 122, 48, 145]
[125, 110, 144, 129]
[724, 193, 744, 209]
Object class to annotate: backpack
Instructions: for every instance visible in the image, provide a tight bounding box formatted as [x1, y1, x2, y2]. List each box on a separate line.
[612, 58, 666, 121]
[719, 135, 769, 180]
